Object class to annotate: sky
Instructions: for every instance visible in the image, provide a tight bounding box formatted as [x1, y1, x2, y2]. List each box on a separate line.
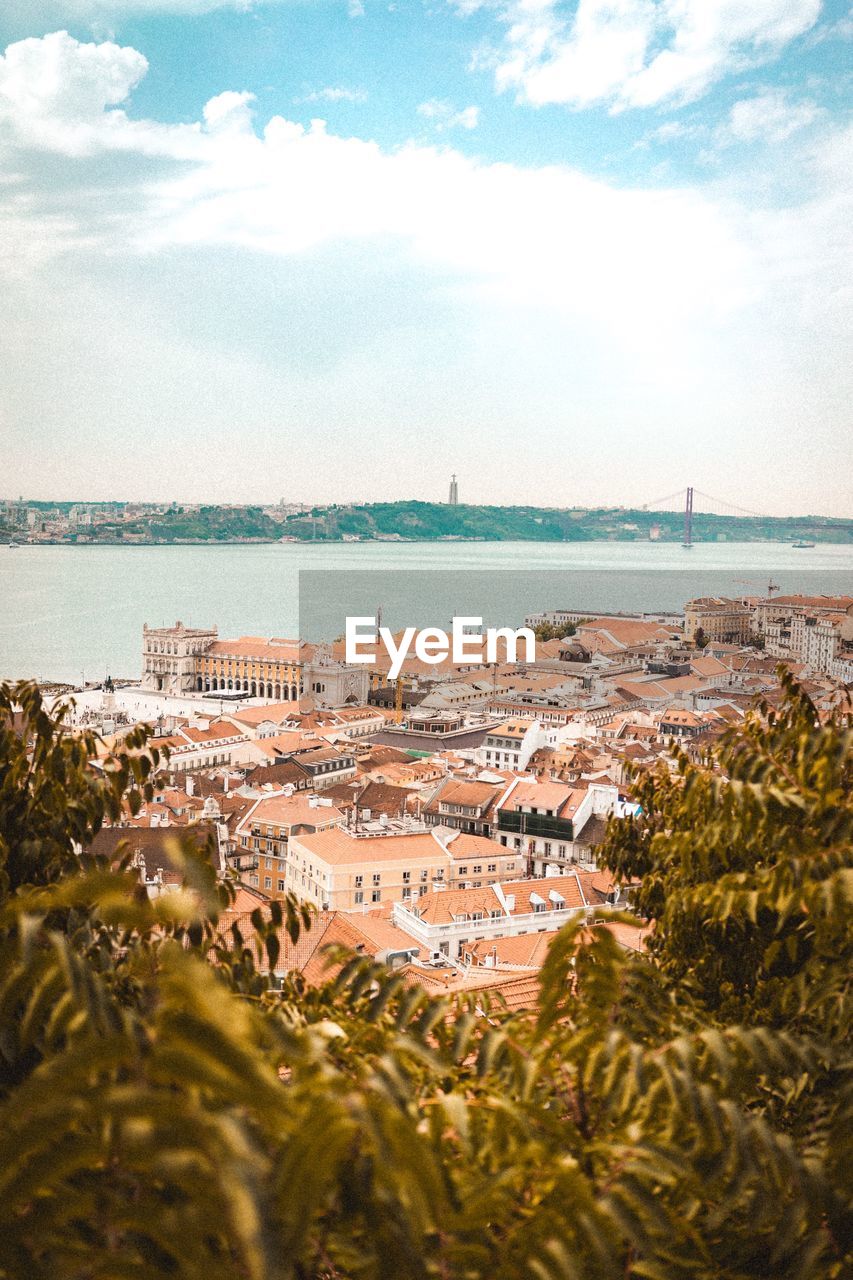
[0, 0, 851, 515]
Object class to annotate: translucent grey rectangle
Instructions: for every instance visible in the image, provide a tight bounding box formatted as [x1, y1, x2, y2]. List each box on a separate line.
[298, 567, 853, 642]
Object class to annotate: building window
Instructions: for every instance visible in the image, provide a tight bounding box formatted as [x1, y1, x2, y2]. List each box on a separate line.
[354, 891, 363, 905]
[473, 865, 482, 874]
[277, 878, 285, 892]
[355, 874, 363, 887]
[371, 890, 381, 903]
[264, 877, 272, 890]
[420, 869, 428, 881]
[507, 862, 515, 871]
[458, 866, 468, 875]
[543, 843, 551, 856]
[372, 873, 381, 886]
[402, 870, 411, 883]
[487, 863, 496, 872]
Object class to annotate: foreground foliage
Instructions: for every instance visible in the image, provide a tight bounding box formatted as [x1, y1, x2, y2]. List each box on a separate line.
[0, 677, 850, 1279]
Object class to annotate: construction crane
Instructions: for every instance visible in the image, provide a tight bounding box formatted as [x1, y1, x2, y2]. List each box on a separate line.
[394, 675, 404, 724]
[736, 578, 780, 597]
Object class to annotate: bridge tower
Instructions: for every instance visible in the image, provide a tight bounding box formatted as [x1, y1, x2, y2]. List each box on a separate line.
[682, 486, 694, 548]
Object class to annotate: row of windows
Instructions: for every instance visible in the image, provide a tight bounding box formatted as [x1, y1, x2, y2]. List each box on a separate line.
[354, 868, 439, 887]
[354, 884, 432, 906]
[260, 876, 287, 892]
[498, 833, 567, 857]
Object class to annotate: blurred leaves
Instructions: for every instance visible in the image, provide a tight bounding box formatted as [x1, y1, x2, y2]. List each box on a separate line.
[0, 678, 850, 1279]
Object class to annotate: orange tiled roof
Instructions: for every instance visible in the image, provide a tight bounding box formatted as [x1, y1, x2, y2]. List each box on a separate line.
[413, 873, 588, 925]
[206, 636, 302, 662]
[467, 931, 556, 968]
[240, 793, 345, 830]
[600, 921, 653, 953]
[300, 913, 427, 985]
[762, 595, 853, 610]
[443, 832, 512, 861]
[230, 703, 301, 726]
[490, 719, 537, 738]
[577, 618, 678, 648]
[179, 719, 247, 744]
[427, 778, 502, 809]
[499, 779, 587, 816]
[291, 827, 446, 868]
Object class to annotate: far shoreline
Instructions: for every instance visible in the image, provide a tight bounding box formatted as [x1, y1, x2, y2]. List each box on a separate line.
[6, 537, 853, 549]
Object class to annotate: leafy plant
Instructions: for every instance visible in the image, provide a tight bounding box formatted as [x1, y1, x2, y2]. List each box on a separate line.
[0, 678, 849, 1279]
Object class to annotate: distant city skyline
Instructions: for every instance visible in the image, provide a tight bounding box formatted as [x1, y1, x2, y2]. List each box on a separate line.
[3, 490, 851, 521]
[0, 3, 851, 516]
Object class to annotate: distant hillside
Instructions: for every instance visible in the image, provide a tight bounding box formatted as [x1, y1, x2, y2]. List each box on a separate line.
[281, 501, 852, 544]
[12, 500, 853, 544]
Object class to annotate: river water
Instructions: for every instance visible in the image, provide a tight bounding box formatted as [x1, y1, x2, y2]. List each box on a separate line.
[1, 541, 851, 683]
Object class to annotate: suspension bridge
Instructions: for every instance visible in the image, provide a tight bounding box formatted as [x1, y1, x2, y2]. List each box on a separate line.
[640, 486, 769, 547]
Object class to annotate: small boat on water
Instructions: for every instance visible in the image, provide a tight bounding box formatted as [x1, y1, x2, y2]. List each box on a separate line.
[792, 540, 815, 548]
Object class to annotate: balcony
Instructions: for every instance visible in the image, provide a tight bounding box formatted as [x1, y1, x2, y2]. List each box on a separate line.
[498, 811, 574, 841]
[232, 853, 259, 872]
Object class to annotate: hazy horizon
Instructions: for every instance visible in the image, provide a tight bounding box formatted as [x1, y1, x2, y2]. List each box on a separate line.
[3, 492, 852, 521]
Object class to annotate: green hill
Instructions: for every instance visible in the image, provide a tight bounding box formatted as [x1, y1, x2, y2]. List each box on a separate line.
[282, 500, 852, 544]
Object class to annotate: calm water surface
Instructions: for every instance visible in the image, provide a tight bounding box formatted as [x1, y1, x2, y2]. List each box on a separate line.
[1, 541, 851, 683]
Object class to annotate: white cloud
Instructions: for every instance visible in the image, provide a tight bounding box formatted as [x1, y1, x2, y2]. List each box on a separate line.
[202, 90, 258, 132]
[0, 30, 850, 515]
[0, 29, 850, 373]
[478, 0, 822, 110]
[805, 5, 853, 45]
[648, 119, 696, 141]
[716, 89, 824, 145]
[417, 99, 481, 129]
[0, 29, 146, 123]
[0, 30, 200, 156]
[0, 31, 759, 346]
[299, 86, 369, 103]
